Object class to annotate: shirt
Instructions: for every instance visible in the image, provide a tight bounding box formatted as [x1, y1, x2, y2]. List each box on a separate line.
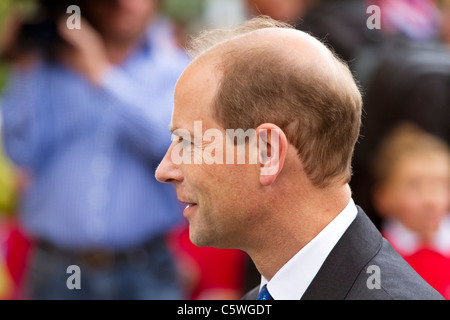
[0, 18, 190, 250]
[260, 198, 358, 300]
[382, 214, 450, 257]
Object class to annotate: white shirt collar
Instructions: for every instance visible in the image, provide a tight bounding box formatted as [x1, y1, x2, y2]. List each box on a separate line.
[260, 198, 358, 300]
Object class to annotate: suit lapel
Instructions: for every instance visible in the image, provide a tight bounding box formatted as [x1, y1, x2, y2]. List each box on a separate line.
[242, 286, 259, 300]
[301, 207, 383, 300]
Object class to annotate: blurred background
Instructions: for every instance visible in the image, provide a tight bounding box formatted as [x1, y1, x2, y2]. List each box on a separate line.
[0, 0, 449, 300]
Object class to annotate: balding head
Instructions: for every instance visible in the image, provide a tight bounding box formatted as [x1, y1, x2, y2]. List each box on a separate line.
[182, 16, 362, 188]
[156, 16, 360, 251]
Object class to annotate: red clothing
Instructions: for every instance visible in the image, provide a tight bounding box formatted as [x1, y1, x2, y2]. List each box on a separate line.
[403, 248, 450, 299]
[169, 226, 247, 300]
[0, 218, 32, 299]
[383, 217, 450, 299]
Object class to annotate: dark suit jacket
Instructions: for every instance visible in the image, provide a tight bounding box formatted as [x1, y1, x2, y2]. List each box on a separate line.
[243, 207, 444, 300]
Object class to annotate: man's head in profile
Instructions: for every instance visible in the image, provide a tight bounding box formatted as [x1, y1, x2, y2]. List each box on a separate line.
[157, 14, 360, 265]
[155, 16, 442, 300]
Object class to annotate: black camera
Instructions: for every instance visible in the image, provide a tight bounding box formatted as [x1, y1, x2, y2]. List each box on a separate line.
[13, 0, 83, 58]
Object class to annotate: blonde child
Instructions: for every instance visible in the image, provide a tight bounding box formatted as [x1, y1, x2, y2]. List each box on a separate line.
[372, 122, 450, 298]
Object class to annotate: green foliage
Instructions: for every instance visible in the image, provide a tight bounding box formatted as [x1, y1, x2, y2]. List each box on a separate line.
[0, 61, 7, 92]
[0, 143, 17, 216]
[0, 1, 33, 215]
[161, 0, 205, 27]
[0, 0, 35, 91]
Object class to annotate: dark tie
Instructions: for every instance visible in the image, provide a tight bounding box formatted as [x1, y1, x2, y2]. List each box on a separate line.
[257, 284, 273, 300]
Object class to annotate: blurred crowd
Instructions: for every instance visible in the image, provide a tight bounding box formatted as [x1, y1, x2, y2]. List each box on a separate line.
[0, 0, 449, 300]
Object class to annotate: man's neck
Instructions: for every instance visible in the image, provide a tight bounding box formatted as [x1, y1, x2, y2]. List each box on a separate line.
[247, 183, 352, 281]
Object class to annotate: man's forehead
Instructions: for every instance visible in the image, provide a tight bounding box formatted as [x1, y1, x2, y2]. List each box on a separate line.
[176, 52, 221, 93]
[171, 57, 222, 134]
[173, 53, 222, 122]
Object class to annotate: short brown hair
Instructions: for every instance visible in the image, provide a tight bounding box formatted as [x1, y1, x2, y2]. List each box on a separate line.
[187, 16, 362, 188]
[372, 122, 450, 185]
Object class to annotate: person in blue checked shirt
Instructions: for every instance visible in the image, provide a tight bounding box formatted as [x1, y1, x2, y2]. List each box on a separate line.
[0, 0, 189, 299]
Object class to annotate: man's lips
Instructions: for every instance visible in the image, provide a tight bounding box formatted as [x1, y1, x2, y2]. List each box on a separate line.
[182, 202, 198, 218]
[179, 199, 198, 215]
[179, 199, 198, 206]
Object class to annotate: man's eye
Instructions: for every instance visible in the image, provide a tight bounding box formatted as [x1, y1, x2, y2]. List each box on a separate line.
[178, 136, 193, 146]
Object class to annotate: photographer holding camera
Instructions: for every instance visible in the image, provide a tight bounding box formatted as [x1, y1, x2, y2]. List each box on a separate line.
[1, 0, 189, 299]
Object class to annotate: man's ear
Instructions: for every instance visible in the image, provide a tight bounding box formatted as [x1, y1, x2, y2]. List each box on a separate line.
[257, 123, 288, 186]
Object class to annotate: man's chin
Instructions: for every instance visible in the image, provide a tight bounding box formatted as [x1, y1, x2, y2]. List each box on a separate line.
[188, 225, 215, 248]
[188, 232, 208, 247]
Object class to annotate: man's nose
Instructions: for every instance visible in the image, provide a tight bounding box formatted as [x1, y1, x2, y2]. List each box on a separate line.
[155, 147, 183, 184]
